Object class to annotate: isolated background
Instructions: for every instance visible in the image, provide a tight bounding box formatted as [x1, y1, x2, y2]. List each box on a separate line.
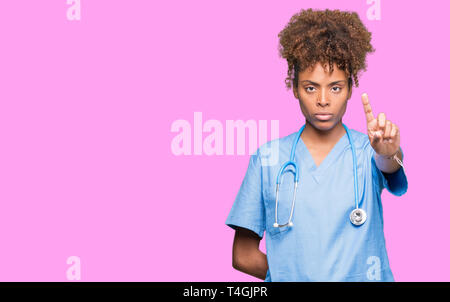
[0, 0, 448, 281]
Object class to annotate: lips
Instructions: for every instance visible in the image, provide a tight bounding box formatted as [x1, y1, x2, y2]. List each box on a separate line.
[315, 113, 333, 121]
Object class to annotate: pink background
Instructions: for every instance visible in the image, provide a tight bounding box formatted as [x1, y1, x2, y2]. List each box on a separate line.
[0, 0, 448, 281]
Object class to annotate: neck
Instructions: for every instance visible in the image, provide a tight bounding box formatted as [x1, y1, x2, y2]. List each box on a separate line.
[301, 120, 346, 145]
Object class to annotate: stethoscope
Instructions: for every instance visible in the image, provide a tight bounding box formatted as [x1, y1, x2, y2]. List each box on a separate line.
[273, 123, 367, 228]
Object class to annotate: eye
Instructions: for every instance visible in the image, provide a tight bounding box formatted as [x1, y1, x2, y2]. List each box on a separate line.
[332, 86, 342, 92]
[305, 86, 342, 93]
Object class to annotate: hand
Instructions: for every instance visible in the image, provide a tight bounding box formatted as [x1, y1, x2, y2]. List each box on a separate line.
[361, 93, 400, 158]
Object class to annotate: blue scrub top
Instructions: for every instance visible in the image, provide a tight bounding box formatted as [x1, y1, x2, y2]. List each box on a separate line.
[225, 128, 408, 282]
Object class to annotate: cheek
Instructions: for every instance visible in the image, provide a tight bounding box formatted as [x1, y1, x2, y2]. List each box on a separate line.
[337, 99, 349, 113]
[298, 100, 312, 116]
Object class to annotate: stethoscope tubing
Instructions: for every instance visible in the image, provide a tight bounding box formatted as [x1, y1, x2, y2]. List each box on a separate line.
[274, 123, 361, 228]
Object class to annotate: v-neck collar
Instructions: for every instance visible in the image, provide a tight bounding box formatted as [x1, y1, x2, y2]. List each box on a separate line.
[297, 132, 349, 184]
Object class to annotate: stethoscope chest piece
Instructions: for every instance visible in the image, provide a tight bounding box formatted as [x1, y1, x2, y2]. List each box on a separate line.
[350, 208, 367, 226]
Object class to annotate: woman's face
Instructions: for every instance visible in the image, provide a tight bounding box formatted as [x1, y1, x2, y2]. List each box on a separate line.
[293, 62, 352, 132]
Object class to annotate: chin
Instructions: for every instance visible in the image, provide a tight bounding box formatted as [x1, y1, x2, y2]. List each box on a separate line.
[310, 119, 337, 131]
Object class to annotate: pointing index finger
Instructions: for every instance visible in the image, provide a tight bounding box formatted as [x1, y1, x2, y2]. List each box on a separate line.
[362, 93, 375, 124]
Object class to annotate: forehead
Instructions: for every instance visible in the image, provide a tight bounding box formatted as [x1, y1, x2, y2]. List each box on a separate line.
[299, 62, 347, 81]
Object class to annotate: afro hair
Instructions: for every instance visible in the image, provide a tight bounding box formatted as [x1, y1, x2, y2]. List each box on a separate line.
[278, 8, 375, 91]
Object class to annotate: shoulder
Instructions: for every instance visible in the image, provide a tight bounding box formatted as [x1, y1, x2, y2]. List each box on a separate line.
[347, 128, 372, 150]
[346, 128, 378, 164]
[251, 131, 298, 167]
[251, 131, 297, 157]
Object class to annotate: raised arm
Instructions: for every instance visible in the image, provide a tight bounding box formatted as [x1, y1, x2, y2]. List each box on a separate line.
[362, 93, 403, 173]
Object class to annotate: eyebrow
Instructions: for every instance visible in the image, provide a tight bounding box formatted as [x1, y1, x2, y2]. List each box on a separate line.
[300, 80, 346, 86]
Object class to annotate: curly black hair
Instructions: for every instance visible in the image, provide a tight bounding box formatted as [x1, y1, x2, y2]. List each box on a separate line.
[278, 8, 375, 91]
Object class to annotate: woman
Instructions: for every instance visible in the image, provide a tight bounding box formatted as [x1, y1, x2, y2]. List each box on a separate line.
[225, 8, 408, 282]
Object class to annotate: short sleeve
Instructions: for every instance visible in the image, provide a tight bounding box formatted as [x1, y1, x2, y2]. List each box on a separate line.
[225, 150, 265, 239]
[371, 146, 408, 196]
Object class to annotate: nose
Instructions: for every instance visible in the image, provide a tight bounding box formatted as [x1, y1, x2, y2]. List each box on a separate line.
[317, 90, 330, 106]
